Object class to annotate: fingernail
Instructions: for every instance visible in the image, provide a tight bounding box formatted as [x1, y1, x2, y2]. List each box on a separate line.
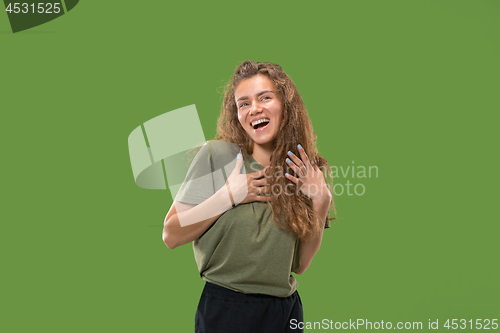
[287, 151, 292, 156]
[285, 173, 290, 177]
[286, 158, 291, 163]
[298, 144, 302, 149]
[237, 153, 241, 159]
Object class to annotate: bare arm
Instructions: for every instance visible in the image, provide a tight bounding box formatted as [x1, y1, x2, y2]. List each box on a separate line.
[163, 155, 270, 249]
[295, 192, 331, 274]
[162, 185, 233, 249]
[284, 144, 332, 275]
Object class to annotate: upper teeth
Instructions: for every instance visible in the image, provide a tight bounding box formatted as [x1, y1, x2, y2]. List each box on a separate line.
[251, 119, 270, 127]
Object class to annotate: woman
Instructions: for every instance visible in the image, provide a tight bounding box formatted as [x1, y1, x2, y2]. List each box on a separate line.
[162, 61, 335, 333]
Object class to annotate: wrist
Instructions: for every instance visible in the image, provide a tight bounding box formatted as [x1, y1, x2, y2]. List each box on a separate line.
[225, 183, 236, 207]
[215, 184, 235, 211]
[311, 185, 331, 204]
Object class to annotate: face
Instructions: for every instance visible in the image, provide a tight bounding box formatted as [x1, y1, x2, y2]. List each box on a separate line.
[235, 74, 283, 147]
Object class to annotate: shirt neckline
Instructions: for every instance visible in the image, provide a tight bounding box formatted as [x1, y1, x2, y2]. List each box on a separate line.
[245, 153, 265, 171]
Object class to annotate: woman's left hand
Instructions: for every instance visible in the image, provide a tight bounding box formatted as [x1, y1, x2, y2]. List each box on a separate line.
[285, 144, 332, 203]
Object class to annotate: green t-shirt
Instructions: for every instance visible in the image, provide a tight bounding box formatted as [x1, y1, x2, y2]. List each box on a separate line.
[175, 140, 328, 298]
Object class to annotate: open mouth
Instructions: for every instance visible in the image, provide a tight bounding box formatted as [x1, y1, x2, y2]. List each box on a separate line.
[251, 118, 270, 131]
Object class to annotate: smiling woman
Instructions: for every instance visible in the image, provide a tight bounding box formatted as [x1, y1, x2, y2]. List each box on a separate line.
[162, 60, 336, 333]
[235, 75, 282, 149]
[216, 61, 335, 241]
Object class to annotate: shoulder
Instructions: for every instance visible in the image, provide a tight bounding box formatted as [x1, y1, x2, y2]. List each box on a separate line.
[190, 139, 232, 158]
[187, 140, 241, 173]
[205, 140, 242, 163]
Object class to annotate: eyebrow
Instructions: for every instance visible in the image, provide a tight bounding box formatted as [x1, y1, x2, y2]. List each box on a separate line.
[236, 90, 274, 103]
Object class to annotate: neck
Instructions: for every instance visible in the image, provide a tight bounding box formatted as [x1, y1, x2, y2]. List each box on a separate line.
[252, 142, 274, 167]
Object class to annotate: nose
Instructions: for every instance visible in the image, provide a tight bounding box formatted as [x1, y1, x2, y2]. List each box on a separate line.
[249, 102, 263, 116]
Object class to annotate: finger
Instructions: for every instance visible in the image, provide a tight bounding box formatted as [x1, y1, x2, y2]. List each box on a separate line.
[285, 172, 299, 185]
[297, 144, 312, 169]
[285, 157, 300, 176]
[287, 150, 307, 177]
[287, 150, 305, 169]
[252, 178, 268, 187]
[256, 186, 270, 195]
[248, 183, 268, 195]
[255, 195, 271, 202]
[249, 167, 269, 179]
[231, 153, 243, 176]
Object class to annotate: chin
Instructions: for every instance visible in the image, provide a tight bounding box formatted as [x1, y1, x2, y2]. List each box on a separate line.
[251, 135, 276, 146]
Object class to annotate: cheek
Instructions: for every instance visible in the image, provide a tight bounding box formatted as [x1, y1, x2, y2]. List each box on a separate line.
[237, 113, 245, 127]
[237, 113, 251, 134]
[270, 102, 283, 119]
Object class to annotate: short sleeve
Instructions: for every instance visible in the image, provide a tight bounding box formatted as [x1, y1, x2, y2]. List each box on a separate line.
[174, 142, 215, 205]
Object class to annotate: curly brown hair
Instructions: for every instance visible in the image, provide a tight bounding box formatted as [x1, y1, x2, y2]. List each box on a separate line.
[214, 60, 336, 241]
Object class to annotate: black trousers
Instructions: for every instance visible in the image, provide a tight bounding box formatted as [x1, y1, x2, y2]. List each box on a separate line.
[195, 282, 304, 333]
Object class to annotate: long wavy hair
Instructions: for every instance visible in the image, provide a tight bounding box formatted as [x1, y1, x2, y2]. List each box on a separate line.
[214, 60, 336, 241]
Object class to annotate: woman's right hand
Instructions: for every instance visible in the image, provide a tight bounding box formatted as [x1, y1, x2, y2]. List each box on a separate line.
[226, 153, 271, 205]
[163, 153, 270, 249]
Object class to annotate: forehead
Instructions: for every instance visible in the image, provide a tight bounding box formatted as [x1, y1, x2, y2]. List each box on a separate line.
[234, 74, 276, 99]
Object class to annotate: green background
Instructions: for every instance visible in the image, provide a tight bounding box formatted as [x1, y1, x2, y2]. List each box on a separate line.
[1, 0, 499, 331]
